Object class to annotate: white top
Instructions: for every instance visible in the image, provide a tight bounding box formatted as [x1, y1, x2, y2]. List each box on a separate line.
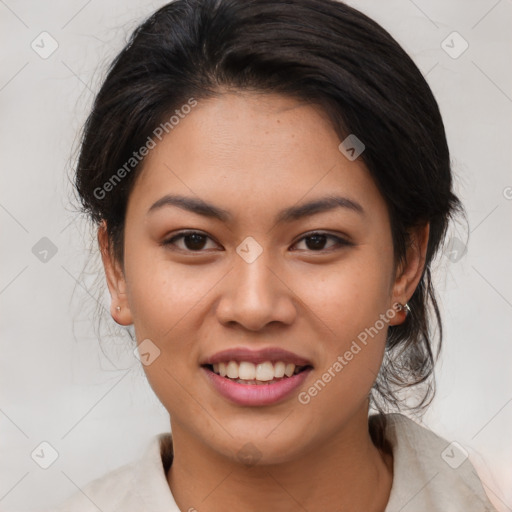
[49, 413, 497, 511]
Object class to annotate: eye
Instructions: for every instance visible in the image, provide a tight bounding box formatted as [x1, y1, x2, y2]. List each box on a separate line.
[292, 232, 352, 252]
[161, 231, 220, 252]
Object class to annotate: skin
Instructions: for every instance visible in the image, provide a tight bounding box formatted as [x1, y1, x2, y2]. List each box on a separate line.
[99, 91, 429, 511]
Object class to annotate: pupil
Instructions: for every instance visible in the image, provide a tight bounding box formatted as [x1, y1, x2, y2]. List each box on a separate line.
[185, 233, 207, 250]
[306, 234, 326, 250]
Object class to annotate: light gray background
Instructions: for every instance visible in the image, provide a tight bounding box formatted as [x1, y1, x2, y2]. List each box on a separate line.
[1, 0, 511, 510]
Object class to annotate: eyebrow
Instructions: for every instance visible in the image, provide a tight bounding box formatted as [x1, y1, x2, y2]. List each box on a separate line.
[147, 193, 364, 223]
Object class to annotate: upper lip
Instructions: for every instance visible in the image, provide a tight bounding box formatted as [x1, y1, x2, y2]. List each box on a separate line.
[201, 347, 313, 367]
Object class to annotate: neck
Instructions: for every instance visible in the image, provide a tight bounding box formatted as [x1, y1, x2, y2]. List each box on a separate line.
[167, 407, 393, 512]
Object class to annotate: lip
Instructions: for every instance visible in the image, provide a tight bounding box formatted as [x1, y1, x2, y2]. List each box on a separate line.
[200, 346, 313, 366]
[202, 365, 313, 406]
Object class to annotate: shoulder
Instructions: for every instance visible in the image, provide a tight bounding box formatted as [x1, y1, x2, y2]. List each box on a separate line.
[47, 432, 175, 512]
[48, 461, 138, 512]
[382, 413, 497, 512]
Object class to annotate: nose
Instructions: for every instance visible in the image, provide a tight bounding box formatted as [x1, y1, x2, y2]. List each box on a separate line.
[215, 249, 297, 332]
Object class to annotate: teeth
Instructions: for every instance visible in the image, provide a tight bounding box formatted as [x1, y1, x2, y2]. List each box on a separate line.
[210, 360, 307, 381]
[255, 362, 274, 381]
[239, 361, 256, 380]
[274, 361, 285, 378]
[226, 361, 238, 379]
[285, 363, 295, 377]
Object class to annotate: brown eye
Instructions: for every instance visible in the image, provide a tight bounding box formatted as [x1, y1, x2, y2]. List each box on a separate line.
[293, 232, 352, 252]
[162, 231, 218, 252]
[305, 234, 329, 250]
[182, 233, 208, 250]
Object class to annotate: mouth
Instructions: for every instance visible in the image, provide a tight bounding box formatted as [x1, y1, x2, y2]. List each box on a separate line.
[200, 348, 313, 406]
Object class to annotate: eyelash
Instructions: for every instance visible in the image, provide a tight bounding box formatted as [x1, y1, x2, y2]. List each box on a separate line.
[161, 230, 353, 253]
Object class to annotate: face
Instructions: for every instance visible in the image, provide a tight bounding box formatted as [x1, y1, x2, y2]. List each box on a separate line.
[100, 91, 427, 464]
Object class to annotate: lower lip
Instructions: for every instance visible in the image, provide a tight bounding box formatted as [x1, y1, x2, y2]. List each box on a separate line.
[202, 366, 312, 406]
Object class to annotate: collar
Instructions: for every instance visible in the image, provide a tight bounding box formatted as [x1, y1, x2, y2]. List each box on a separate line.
[383, 413, 495, 511]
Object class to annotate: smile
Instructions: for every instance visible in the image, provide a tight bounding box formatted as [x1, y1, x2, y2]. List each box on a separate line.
[200, 347, 313, 406]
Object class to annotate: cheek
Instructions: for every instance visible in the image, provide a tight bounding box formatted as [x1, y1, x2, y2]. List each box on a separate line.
[293, 249, 393, 404]
[298, 247, 393, 341]
[124, 245, 209, 338]
[122, 247, 224, 399]
[123, 259, 204, 412]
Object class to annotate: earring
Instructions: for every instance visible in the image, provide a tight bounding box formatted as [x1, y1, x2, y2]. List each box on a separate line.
[398, 302, 411, 318]
[116, 306, 121, 311]
[393, 301, 410, 320]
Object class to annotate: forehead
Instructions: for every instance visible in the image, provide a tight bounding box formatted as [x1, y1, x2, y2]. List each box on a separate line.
[127, 92, 387, 223]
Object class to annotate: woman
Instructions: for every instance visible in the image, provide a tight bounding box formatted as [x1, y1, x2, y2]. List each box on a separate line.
[54, 0, 497, 510]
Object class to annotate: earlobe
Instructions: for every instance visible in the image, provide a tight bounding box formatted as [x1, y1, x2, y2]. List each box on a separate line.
[388, 222, 430, 326]
[97, 220, 133, 326]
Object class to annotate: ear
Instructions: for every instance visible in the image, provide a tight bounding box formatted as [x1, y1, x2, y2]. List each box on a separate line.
[388, 222, 430, 326]
[97, 220, 133, 325]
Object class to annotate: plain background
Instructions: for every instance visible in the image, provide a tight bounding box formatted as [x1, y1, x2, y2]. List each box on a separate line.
[1, 0, 511, 510]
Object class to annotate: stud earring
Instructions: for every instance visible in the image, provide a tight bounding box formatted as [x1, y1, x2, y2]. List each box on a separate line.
[398, 302, 411, 317]
[116, 306, 121, 311]
[393, 301, 411, 320]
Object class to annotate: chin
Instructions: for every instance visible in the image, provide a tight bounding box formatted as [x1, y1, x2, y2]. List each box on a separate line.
[216, 422, 313, 466]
